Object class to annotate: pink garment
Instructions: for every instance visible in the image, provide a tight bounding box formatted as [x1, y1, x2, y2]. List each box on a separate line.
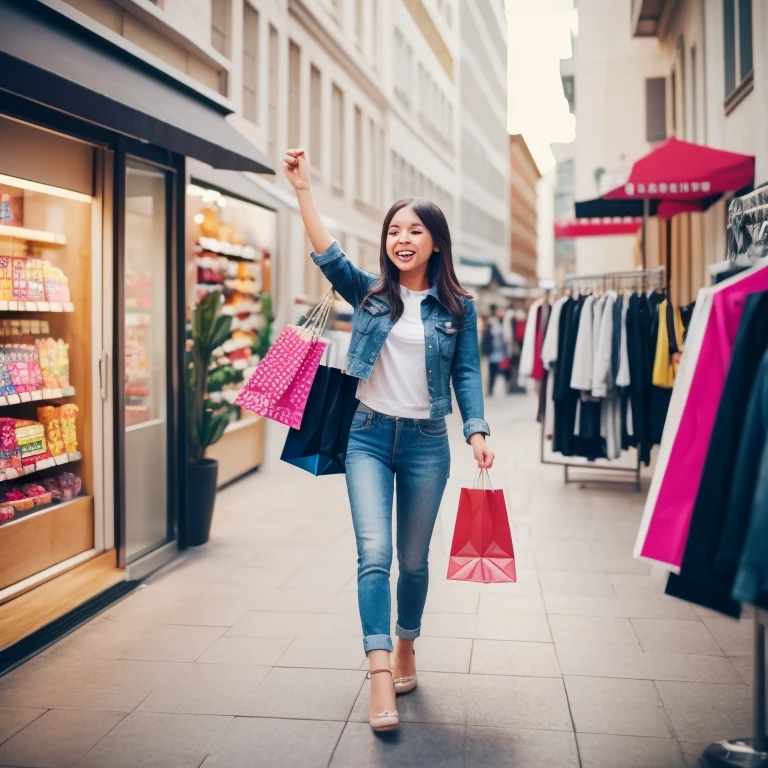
[638, 265, 768, 567]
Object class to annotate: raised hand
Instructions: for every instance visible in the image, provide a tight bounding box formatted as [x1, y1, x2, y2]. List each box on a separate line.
[283, 148, 311, 191]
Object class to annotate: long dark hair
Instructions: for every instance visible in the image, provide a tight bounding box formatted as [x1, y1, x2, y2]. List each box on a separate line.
[367, 198, 471, 323]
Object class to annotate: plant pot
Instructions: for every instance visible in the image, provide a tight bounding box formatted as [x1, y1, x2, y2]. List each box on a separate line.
[187, 458, 219, 546]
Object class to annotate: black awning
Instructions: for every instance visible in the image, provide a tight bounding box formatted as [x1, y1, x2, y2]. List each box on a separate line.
[0, 0, 274, 174]
[575, 198, 657, 219]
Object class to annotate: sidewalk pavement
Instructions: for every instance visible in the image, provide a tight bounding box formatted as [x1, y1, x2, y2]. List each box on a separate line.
[0, 395, 754, 768]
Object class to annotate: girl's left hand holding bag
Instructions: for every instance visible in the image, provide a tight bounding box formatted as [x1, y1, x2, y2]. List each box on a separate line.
[470, 434, 494, 469]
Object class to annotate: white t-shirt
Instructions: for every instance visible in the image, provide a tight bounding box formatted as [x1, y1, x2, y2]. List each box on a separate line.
[357, 286, 431, 419]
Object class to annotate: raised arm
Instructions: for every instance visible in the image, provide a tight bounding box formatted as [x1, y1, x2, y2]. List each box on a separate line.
[283, 149, 333, 253]
[284, 148, 373, 307]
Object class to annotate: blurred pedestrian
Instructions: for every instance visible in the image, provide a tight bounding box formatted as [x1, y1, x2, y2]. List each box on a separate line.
[483, 304, 511, 396]
[283, 147, 495, 734]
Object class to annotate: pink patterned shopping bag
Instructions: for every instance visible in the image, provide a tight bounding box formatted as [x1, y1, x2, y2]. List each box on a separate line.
[235, 292, 334, 428]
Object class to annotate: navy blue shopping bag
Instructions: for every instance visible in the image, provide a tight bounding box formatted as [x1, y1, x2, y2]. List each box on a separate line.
[280, 365, 359, 475]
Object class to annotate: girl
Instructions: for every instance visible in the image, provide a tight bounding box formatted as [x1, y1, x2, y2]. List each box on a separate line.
[283, 148, 494, 732]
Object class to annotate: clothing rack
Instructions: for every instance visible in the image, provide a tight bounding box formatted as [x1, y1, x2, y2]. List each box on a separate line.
[541, 267, 666, 491]
[701, 188, 768, 767]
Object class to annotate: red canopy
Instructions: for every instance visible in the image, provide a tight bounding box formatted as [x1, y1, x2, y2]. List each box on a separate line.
[555, 218, 642, 239]
[604, 137, 755, 200]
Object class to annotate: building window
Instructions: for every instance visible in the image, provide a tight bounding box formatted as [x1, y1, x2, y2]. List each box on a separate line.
[310, 65, 322, 171]
[368, 117, 377, 206]
[211, 0, 231, 58]
[645, 77, 667, 142]
[331, 84, 344, 190]
[355, 106, 364, 199]
[562, 75, 575, 113]
[287, 41, 301, 148]
[724, 0, 754, 110]
[355, 0, 364, 48]
[370, 0, 378, 70]
[242, 3, 259, 124]
[268, 24, 279, 164]
[690, 45, 697, 140]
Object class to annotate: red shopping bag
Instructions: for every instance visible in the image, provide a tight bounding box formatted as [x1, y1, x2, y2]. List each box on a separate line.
[447, 471, 516, 583]
[235, 293, 332, 429]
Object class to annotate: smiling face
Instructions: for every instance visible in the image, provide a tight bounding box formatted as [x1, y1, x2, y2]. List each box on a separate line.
[386, 205, 437, 274]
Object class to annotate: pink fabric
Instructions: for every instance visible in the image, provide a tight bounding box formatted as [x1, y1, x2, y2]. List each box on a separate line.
[236, 325, 328, 429]
[640, 267, 768, 566]
[531, 307, 545, 382]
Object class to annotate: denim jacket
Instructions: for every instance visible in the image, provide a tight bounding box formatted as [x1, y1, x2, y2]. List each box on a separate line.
[312, 241, 490, 442]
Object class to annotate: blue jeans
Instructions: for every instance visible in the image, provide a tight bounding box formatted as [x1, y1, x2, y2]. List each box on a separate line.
[345, 404, 450, 654]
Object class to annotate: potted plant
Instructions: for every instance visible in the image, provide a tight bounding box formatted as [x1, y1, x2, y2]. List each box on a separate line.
[186, 291, 232, 545]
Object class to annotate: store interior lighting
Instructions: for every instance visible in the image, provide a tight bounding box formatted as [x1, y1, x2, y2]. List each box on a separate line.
[0, 174, 92, 204]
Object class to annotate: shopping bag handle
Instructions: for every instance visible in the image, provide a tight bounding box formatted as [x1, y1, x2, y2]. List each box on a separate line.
[473, 468, 494, 490]
[297, 290, 334, 340]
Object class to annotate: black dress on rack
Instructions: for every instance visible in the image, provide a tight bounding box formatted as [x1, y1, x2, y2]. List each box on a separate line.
[666, 291, 768, 617]
[625, 293, 653, 466]
[553, 297, 582, 457]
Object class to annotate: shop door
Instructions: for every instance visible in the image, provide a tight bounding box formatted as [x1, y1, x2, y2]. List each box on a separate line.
[120, 157, 175, 564]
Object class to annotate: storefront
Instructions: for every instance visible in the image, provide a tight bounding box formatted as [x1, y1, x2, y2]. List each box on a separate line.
[186, 176, 277, 486]
[0, 0, 272, 666]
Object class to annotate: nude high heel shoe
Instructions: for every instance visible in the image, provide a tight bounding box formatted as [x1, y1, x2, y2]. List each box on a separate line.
[393, 649, 418, 694]
[368, 669, 399, 732]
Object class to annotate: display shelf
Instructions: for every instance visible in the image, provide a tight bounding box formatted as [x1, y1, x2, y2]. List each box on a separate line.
[0, 301, 74, 313]
[222, 301, 261, 316]
[197, 237, 259, 261]
[0, 386, 75, 407]
[0, 493, 87, 530]
[0, 451, 82, 483]
[0, 224, 67, 247]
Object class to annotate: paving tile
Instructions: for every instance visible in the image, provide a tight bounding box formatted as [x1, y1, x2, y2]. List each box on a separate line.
[564, 676, 674, 738]
[534, 550, 651, 574]
[120, 624, 227, 662]
[330, 721, 465, 768]
[350, 672, 466, 726]
[464, 726, 579, 767]
[545, 594, 699, 620]
[609, 573, 671, 599]
[470, 640, 561, 677]
[237, 667, 364, 721]
[576, 733, 686, 768]
[463, 674, 573, 730]
[202, 718, 344, 768]
[700, 616, 753, 656]
[557, 645, 743, 683]
[0, 708, 126, 768]
[423, 589, 481, 614]
[538, 570, 617, 597]
[137, 663, 271, 715]
[631, 618, 723, 656]
[281, 565, 354, 592]
[215, 565, 300, 589]
[196, 637, 293, 666]
[0, 657, 177, 711]
[225, 610, 361, 638]
[477, 593, 547, 615]
[655, 681, 752, 742]
[75, 711, 232, 768]
[421, 612, 552, 642]
[729, 655, 754, 685]
[0, 708, 46, 746]
[549, 615, 642, 652]
[165, 597, 252, 627]
[372, 637, 473, 674]
[275, 637, 366, 669]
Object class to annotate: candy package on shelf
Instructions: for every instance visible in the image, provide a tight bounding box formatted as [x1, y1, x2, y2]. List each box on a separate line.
[37, 406, 65, 457]
[12, 257, 28, 301]
[26, 259, 45, 302]
[4, 344, 43, 394]
[36, 338, 70, 390]
[43, 262, 71, 303]
[0, 505, 14, 523]
[0, 256, 12, 302]
[59, 403, 79, 454]
[0, 418, 21, 474]
[14, 419, 51, 467]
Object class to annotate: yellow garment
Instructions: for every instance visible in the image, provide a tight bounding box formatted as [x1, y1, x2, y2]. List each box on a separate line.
[652, 299, 684, 388]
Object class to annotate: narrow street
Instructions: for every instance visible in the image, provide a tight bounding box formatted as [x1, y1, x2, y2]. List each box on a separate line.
[0, 395, 753, 768]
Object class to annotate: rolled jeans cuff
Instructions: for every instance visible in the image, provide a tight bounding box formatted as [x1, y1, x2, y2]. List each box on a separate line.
[395, 623, 420, 641]
[363, 634, 393, 653]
